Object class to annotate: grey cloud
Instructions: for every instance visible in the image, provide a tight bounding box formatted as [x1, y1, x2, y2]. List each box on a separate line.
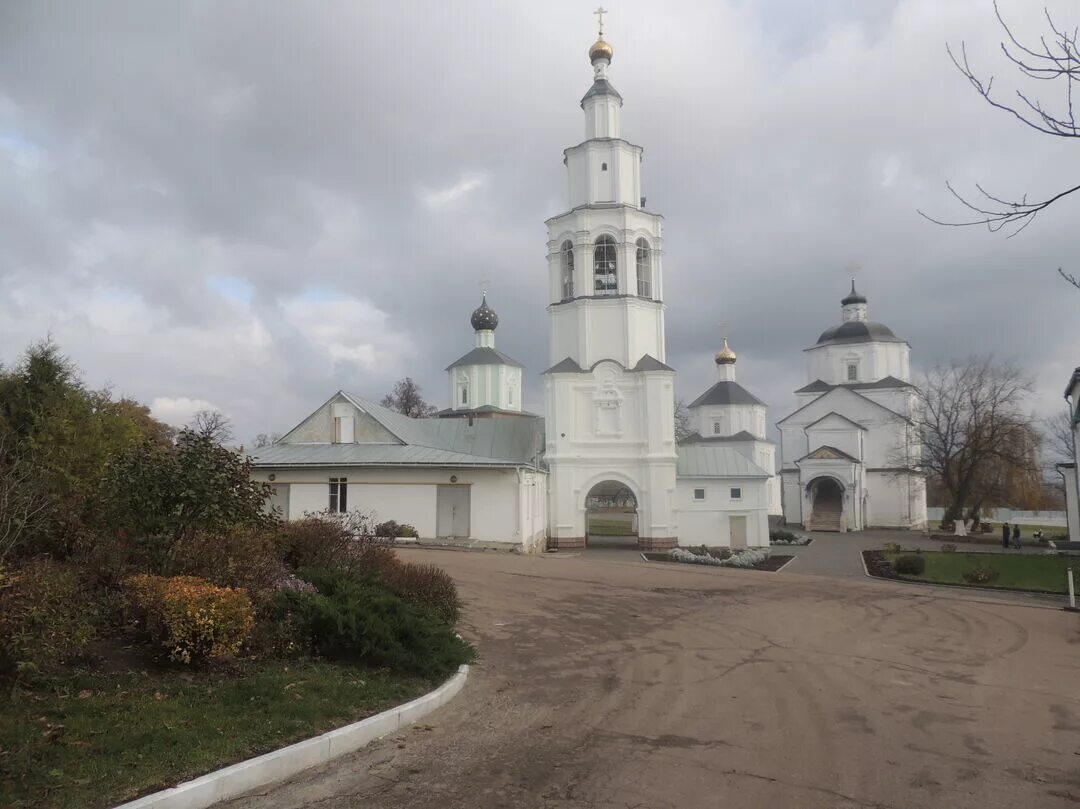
[0, 0, 1074, 442]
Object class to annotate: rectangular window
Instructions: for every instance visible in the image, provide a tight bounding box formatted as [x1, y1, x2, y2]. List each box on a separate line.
[329, 477, 348, 513]
[693, 488, 705, 501]
[333, 416, 354, 443]
[460, 386, 468, 405]
[730, 487, 742, 500]
[847, 364, 858, 382]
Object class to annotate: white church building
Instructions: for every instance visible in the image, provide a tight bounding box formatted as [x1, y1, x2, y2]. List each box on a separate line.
[778, 283, 927, 531]
[250, 23, 777, 551]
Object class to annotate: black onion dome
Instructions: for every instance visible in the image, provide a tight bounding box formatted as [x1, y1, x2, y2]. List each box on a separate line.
[470, 294, 499, 331]
[841, 280, 867, 305]
[816, 320, 900, 345]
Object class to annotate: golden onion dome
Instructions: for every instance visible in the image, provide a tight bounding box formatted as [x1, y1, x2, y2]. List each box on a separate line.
[589, 37, 613, 63]
[715, 337, 737, 365]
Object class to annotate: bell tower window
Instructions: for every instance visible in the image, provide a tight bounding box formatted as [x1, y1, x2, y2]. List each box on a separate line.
[594, 235, 617, 295]
[560, 240, 575, 300]
[635, 238, 652, 298]
[847, 363, 858, 382]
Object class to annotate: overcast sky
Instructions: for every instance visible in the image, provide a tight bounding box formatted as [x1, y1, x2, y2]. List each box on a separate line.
[1, 0, 1076, 442]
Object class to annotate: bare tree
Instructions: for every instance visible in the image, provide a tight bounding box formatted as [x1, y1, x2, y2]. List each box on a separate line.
[905, 357, 1039, 523]
[673, 397, 693, 443]
[1042, 408, 1078, 490]
[190, 409, 233, 444]
[251, 432, 282, 449]
[920, 2, 1080, 287]
[381, 377, 437, 418]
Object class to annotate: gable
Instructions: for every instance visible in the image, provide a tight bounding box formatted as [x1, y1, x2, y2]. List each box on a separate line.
[279, 393, 401, 445]
[806, 412, 866, 432]
[798, 445, 859, 462]
[778, 386, 906, 428]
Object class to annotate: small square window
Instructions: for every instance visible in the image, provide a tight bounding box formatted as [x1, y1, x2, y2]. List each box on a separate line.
[693, 488, 705, 501]
[730, 487, 742, 500]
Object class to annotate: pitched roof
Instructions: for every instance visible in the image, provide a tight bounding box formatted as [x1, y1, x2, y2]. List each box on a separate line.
[446, 346, 523, 370]
[631, 354, 675, 372]
[688, 380, 765, 408]
[796, 445, 860, 463]
[795, 376, 914, 394]
[581, 78, 622, 105]
[805, 411, 867, 431]
[777, 385, 911, 426]
[543, 357, 586, 374]
[256, 392, 544, 468]
[677, 445, 770, 478]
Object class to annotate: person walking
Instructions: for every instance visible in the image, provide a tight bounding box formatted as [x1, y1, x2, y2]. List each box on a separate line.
[1002, 521, 1010, 549]
[1013, 523, 1022, 549]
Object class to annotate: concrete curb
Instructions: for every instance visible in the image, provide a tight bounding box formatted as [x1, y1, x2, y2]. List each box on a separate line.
[113, 664, 469, 809]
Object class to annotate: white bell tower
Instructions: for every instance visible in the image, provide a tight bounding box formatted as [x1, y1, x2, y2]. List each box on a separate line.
[543, 11, 678, 551]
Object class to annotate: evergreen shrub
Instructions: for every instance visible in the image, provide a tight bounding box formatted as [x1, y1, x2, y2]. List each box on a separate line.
[893, 554, 926, 575]
[274, 568, 473, 677]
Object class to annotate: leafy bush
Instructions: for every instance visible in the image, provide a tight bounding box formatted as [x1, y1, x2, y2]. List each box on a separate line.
[273, 568, 472, 677]
[883, 542, 902, 554]
[0, 559, 98, 682]
[382, 563, 460, 624]
[941, 543, 957, 554]
[962, 565, 999, 585]
[169, 526, 287, 609]
[275, 512, 397, 577]
[375, 520, 419, 538]
[893, 554, 926, 575]
[125, 575, 255, 664]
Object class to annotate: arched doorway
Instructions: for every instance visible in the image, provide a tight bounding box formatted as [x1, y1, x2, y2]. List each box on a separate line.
[585, 480, 638, 549]
[807, 477, 844, 532]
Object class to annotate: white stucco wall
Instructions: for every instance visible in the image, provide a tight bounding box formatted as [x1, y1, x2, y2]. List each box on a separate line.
[804, 340, 910, 386]
[252, 465, 547, 546]
[676, 477, 769, 547]
[1062, 465, 1079, 542]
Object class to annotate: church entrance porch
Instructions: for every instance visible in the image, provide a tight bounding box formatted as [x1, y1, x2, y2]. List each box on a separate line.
[807, 477, 844, 532]
[584, 480, 638, 550]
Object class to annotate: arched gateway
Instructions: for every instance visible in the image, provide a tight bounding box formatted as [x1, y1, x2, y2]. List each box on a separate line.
[584, 480, 638, 548]
[806, 477, 844, 532]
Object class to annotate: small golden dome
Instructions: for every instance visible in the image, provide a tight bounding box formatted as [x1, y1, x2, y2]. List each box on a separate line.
[715, 337, 737, 365]
[589, 38, 613, 63]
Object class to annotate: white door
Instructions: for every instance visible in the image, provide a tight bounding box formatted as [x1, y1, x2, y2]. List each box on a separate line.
[437, 486, 471, 538]
[729, 516, 747, 549]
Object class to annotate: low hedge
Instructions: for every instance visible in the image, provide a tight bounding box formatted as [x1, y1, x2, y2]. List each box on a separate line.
[125, 575, 255, 665]
[893, 554, 926, 576]
[273, 568, 473, 678]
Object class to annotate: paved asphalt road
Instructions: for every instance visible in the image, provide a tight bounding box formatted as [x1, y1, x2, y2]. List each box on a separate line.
[224, 550, 1080, 809]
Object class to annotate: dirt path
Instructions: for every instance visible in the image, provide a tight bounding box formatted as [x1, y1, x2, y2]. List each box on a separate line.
[223, 551, 1080, 808]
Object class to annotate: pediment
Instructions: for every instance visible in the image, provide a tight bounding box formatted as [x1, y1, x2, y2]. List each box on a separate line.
[797, 444, 860, 463]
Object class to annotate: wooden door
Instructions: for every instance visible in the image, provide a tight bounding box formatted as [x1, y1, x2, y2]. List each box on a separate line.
[729, 515, 748, 549]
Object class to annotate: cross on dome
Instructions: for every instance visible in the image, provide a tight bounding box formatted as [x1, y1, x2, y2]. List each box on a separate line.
[589, 7, 613, 65]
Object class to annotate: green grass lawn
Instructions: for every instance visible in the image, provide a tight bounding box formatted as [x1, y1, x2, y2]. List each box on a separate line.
[587, 517, 636, 536]
[0, 660, 434, 809]
[885, 551, 1076, 593]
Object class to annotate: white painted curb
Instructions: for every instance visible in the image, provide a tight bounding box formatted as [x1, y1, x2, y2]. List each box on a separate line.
[113, 664, 469, 809]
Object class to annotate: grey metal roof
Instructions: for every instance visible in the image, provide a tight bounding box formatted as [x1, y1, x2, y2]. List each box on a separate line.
[445, 346, 523, 370]
[249, 443, 520, 468]
[841, 280, 867, 305]
[677, 445, 770, 478]
[254, 392, 544, 468]
[632, 354, 675, 372]
[581, 78, 622, 105]
[815, 321, 903, 346]
[680, 430, 760, 445]
[777, 385, 912, 426]
[805, 411, 867, 431]
[688, 381, 765, 408]
[543, 357, 586, 374]
[795, 376, 914, 394]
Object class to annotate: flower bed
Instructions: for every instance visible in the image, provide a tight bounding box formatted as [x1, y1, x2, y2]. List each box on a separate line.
[641, 548, 793, 572]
